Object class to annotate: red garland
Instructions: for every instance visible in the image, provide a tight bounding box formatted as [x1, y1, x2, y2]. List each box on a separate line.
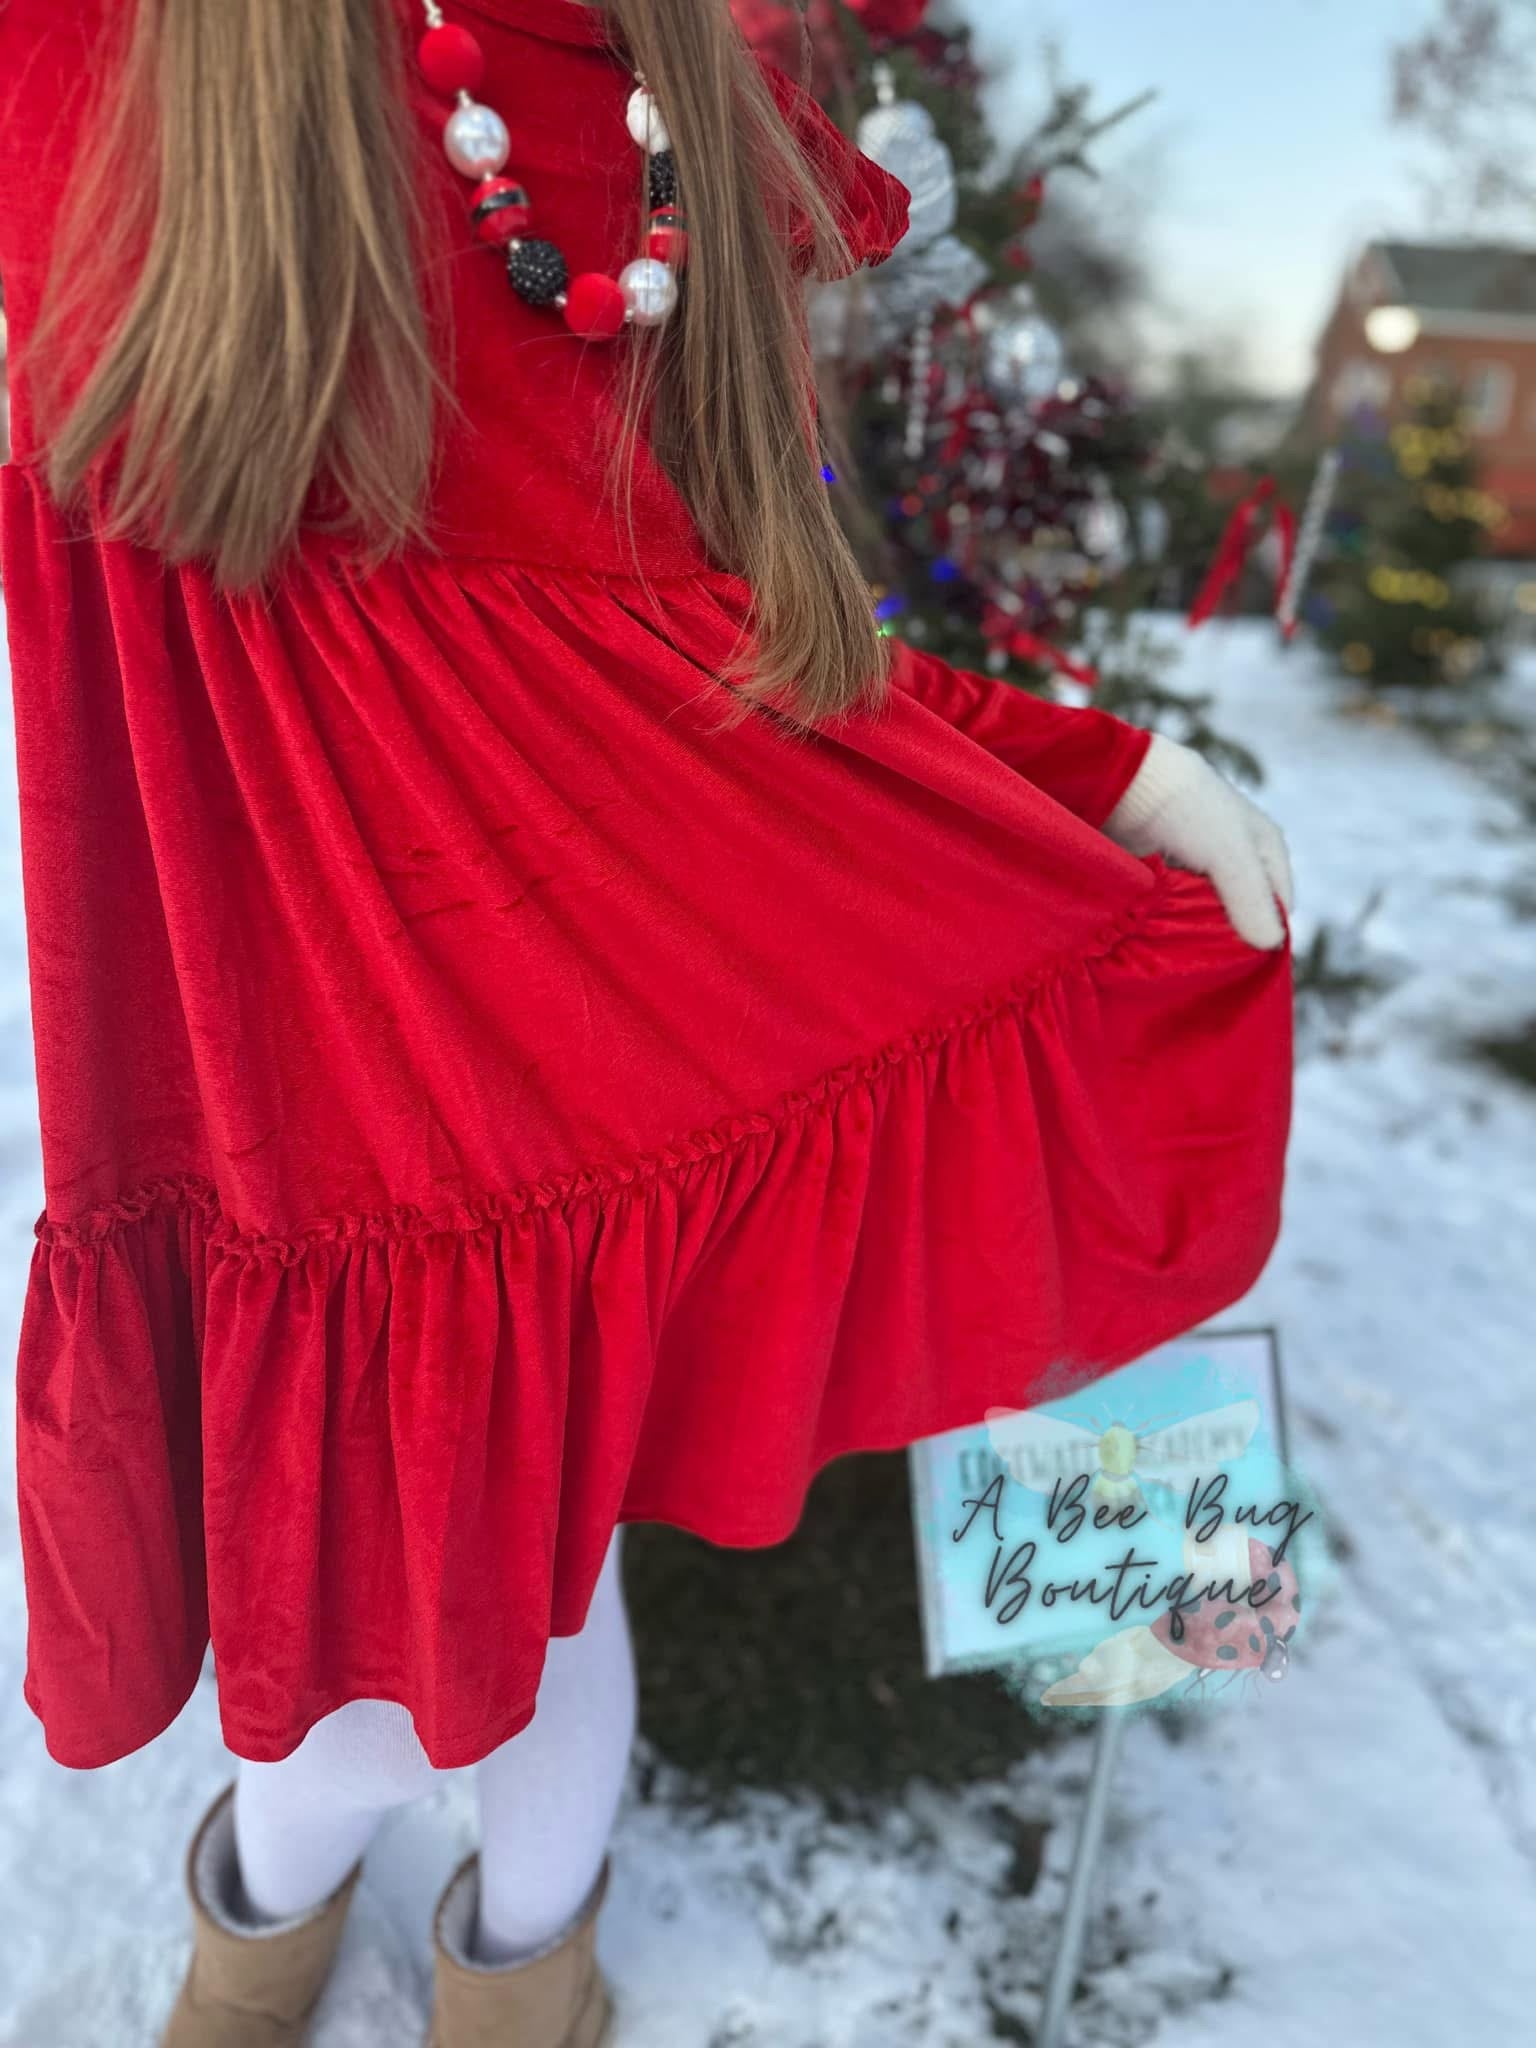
[732, 0, 829, 73]
[849, 0, 933, 33]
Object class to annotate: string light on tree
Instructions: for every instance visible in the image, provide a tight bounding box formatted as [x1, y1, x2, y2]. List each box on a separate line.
[1367, 564, 1450, 607]
[1319, 379, 1502, 689]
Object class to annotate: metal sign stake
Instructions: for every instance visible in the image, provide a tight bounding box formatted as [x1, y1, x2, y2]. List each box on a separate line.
[1036, 1707, 1128, 2048]
[906, 1331, 1292, 2047]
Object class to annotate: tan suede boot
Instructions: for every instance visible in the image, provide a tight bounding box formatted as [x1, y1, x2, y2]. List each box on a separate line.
[161, 1785, 361, 2048]
[427, 1856, 613, 2048]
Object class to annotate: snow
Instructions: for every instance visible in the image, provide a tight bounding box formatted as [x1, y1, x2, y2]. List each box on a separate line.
[1, 616, 1534, 2045]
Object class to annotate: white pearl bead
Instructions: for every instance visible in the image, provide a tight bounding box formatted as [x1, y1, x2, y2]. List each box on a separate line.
[444, 101, 510, 179]
[619, 257, 678, 327]
[625, 86, 671, 156]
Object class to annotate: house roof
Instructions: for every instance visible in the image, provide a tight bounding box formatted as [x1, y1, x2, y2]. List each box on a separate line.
[1375, 240, 1536, 318]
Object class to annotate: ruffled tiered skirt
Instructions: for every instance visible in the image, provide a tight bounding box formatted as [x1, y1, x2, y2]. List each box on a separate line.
[3, 465, 1292, 1767]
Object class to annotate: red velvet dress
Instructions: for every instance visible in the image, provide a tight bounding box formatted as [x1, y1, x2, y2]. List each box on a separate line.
[0, 0, 1292, 1769]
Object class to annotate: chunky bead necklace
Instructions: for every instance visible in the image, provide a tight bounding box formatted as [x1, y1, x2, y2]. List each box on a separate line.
[416, 2, 689, 342]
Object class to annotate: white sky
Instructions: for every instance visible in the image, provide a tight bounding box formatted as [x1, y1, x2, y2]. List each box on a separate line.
[963, 0, 1450, 394]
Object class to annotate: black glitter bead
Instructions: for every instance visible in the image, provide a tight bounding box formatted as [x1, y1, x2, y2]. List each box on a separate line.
[648, 150, 678, 210]
[506, 238, 569, 308]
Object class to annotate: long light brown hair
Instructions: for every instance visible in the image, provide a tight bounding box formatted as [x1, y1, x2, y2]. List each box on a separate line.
[31, 0, 887, 722]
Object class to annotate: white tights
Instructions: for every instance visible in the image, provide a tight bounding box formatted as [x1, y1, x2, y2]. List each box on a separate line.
[232, 1533, 636, 1962]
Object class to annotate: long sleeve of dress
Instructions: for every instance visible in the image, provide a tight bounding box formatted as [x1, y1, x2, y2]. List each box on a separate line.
[890, 643, 1153, 829]
[757, 60, 913, 277]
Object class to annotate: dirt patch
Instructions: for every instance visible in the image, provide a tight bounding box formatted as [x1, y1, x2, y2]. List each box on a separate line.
[1471, 1016, 1536, 1089]
[626, 1451, 1052, 1811]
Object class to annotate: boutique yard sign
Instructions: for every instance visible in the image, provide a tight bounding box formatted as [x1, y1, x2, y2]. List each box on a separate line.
[909, 1327, 1310, 1709]
[908, 1328, 1313, 2048]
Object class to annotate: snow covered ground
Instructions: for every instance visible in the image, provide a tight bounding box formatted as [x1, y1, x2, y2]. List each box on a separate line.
[1, 617, 1533, 2046]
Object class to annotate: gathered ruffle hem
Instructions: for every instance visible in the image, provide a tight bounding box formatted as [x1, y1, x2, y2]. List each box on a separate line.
[18, 862, 1291, 1768]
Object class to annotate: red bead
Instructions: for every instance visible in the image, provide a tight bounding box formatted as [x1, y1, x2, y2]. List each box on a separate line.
[562, 272, 628, 342]
[418, 23, 485, 96]
[471, 177, 531, 245]
[647, 208, 689, 268]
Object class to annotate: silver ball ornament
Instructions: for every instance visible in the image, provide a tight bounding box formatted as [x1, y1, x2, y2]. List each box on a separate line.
[856, 99, 957, 249]
[987, 302, 1066, 403]
[1080, 496, 1129, 560]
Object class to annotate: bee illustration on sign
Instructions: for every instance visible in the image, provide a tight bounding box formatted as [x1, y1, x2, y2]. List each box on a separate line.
[984, 1399, 1262, 1514]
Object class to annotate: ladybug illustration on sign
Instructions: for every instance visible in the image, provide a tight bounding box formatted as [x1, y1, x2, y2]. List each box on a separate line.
[1039, 1535, 1301, 1709]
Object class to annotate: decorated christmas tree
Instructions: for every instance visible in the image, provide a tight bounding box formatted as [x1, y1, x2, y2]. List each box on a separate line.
[1316, 377, 1505, 691]
[737, 0, 1262, 778]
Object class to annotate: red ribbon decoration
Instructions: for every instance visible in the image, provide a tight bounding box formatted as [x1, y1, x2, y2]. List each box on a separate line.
[987, 610, 1105, 692]
[1188, 476, 1298, 632]
[999, 625, 1101, 691]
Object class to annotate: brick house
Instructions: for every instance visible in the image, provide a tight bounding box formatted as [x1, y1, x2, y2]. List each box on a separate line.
[1308, 239, 1536, 559]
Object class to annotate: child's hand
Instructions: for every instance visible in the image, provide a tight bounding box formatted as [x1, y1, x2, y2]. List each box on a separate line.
[1104, 734, 1293, 951]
